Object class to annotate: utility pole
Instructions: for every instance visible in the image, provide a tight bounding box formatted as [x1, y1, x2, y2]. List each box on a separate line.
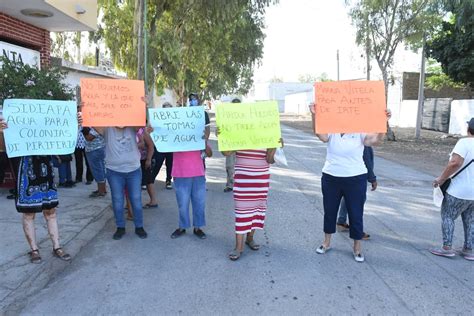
[135, 0, 144, 81]
[144, 0, 148, 94]
[337, 49, 340, 81]
[415, 35, 426, 140]
[365, 16, 370, 80]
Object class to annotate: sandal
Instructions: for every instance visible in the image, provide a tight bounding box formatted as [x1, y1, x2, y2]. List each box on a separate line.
[228, 249, 242, 261]
[89, 191, 106, 198]
[53, 248, 71, 261]
[28, 249, 42, 264]
[245, 239, 260, 251]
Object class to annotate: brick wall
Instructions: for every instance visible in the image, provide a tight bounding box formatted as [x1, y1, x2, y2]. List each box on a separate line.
[0, 12, 51, 67]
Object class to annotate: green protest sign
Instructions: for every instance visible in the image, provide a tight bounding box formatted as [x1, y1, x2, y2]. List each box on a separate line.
[216, 101, 281, 151]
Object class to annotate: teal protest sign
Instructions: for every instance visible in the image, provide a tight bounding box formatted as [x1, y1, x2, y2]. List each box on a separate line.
[2, 99, 78, 158]
[148, 106, 205, 153]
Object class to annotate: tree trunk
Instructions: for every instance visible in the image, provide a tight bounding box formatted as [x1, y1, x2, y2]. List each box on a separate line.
[381, 68, 396, 141]
[75, 32, 81, 64]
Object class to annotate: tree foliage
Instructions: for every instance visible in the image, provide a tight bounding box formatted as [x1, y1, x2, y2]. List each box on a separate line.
[298, 72, 331, 83]
[97, 0, 274, 102]
[427, 1, 474, 86]
[425, 59, 464, 90]
[0, 57, 74, 104]
[347, 0, 441, 94]
[347, 0, 442, 140]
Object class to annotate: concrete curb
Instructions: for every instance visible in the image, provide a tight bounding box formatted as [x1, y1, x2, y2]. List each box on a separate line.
[1, 204, 113, 315]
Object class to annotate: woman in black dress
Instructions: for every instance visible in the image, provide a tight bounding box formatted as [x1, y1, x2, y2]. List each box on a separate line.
[1, 120, 71, 264]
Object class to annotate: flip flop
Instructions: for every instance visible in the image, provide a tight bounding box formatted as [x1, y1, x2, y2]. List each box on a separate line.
[144, 204, 158, 209]
[245, 240, 260, 251]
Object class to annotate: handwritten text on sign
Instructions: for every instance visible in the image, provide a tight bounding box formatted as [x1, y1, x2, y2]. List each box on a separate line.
[148, 106, 205, 152]
[314, 81, 386, 133]
[80, 78, 146, 127]
[3, 99, 78, 158]
[216, 101, 282, 151]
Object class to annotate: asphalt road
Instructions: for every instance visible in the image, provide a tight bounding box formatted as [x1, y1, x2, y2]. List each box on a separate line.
[19, 125, 473, 315]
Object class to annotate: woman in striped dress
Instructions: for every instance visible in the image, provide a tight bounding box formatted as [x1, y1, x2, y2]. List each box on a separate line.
[223, 144, 281, 261]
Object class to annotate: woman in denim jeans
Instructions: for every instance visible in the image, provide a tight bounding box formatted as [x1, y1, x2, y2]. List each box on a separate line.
[93, 127, 148, 240]
[83, 127, 107, 198]
[170, 149, 207, 239]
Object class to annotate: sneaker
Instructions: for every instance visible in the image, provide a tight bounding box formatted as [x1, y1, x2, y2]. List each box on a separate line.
[223, 186, 233, 192]
[85, 180, 93, 185]
[464, 253, 474, 261]
[456, 248, 474, 261]
[354, 252, 365, 262]
[113, 228, 126, 240]
[193, 228, 207, 239]
[336, 223, 350, 232]
[135, 227, 148, 239]
[165, 181, 173, 190]
[171, 228, 186, 239]
[316, 244, 331, 254]
[429, 247, 456, 258]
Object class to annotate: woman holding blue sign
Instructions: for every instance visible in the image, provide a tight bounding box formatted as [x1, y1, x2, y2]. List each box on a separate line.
[0, 118, 72, 264]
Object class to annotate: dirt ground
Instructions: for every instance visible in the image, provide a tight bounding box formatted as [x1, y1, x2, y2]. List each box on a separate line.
[280, 114, 460, 177]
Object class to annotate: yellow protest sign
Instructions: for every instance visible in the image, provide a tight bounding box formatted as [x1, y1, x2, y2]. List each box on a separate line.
[216, 101, 282, 151]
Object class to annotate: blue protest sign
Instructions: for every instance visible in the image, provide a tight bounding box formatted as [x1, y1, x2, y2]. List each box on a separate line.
[2, 99, 78, 158]
[148, 106, 205, 153]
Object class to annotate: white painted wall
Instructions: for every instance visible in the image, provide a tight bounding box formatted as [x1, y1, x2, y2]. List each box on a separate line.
[284, 91, 313, 114]
[449, 100, 474, 135]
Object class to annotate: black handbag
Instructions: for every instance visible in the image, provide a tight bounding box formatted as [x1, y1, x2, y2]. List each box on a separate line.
[440, 159, 474, 196]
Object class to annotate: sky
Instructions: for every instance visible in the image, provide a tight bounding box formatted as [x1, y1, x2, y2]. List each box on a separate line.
[253, 0, 422, 83]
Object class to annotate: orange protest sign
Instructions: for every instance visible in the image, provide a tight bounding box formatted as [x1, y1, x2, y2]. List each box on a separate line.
[314, 81, 387, 133]
[80, 78, 146, 127]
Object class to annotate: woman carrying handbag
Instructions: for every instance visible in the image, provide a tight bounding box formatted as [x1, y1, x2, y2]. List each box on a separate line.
[431, 118, 474, 261]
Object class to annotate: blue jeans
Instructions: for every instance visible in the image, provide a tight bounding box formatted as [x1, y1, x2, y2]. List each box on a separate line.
[322, 173, 367, 240]
[106, 167, 143, 229]
[174, 176, 206, 229]
[85, 147, 106, 183]
[51, 157, 72, 183]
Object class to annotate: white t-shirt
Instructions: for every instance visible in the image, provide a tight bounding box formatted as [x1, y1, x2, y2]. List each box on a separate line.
[447, 137, 474, 200]
[322, 133, 368, 177]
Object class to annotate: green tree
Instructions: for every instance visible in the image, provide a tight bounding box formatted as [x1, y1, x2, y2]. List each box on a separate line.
[269, 76, 284, 83]
[346, 0, 442, 140]
[0, 57, 74, 104]
[97, 0, 274, 103]
[425, 59, 464, 90]
[51, 32, 74, 62]
[427, 1, 474, 86]
[298, 73, 331, 83]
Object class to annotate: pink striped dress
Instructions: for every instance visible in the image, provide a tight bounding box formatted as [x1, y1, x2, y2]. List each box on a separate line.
[233, 150, 270, 234]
